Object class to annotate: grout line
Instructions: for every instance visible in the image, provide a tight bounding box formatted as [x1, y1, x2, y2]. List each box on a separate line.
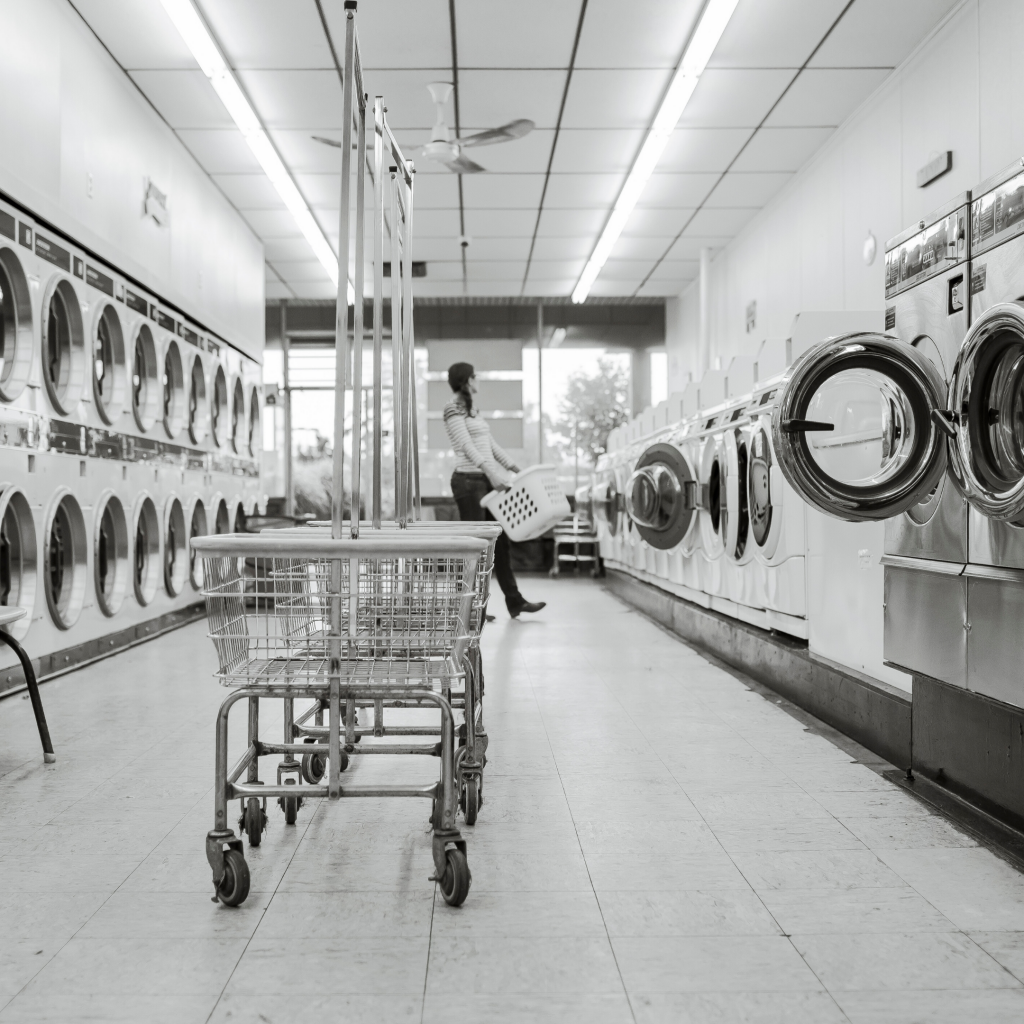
[420, 884, 438, 1024]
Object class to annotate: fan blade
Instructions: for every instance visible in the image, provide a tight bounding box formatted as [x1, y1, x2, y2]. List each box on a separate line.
[311, 135, 343, 148]
[441, 153, 486, 174]
[457, 119, 535, 149]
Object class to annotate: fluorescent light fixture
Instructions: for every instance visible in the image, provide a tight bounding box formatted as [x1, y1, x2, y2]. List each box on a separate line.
[159, 0, 354, 303]
[571, 0, 739, 303]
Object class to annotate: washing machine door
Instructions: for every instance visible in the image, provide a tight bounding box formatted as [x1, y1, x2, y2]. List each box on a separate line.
[624, 442, 698, 550]
[699, 435, 726, 557]
[592, 469, 622, 535]
[723, 428, 752, 563]
[948, 302, 1024, 521]
[771, 333, 949, 521]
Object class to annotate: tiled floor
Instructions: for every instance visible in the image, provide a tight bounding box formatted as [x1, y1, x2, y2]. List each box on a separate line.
[2, 577, 1024, 1022]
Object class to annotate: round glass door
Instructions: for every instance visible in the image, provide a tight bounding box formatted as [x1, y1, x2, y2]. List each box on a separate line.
[771, 333, 947, 521]
[592, 471, 620, 536]
[948, 302, 1024, 520]
[624, 443, 696, 550]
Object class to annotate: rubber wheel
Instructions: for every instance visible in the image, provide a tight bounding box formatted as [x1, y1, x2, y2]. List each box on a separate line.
[438, 848, 471, 907]
[283, 778, 298, 825]
[302, 750, 325, 784]
[217, 849, 250, 907]
[462, 778, 479, 826]
[245, 797, 263, 847]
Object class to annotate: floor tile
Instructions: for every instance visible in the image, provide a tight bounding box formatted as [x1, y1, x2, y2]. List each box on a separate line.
[598, 889, 782, 937]
[761, 886, 955, 934]
[835, 988, 1024, 1023]
[630, 991, 848, 1024]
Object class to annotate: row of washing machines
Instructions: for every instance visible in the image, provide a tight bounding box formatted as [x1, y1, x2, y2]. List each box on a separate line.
[0, 192, 263, 683]
[590, 156, 1024, 712]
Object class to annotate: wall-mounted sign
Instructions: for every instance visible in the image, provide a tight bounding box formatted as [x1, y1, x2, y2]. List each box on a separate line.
[144, 178, 169, 226]
[917, 151, 952, 188]
[745, 300, 756, 333]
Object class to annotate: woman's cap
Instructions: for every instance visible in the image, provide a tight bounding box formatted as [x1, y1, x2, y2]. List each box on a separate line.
[448, 361, 474, 391]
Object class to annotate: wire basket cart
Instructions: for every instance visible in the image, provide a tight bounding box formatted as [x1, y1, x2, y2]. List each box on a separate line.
[285, 520, 501, 824]
[197, 532, 487, 908]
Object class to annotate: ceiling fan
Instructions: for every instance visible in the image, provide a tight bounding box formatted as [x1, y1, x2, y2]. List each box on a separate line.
[312, 83, 534, 174]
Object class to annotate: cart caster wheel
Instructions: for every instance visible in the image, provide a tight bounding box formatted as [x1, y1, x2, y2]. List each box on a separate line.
[457, 722, 467, 744]
[339, 752, 350, 772]
[280, 778, 299, 825]
[461, 778, 479, 825]
[438, 849, 471, 907]
[244, 797, 264, 846]
[302, 750, 325, 784]
[217, 849, 250, 907]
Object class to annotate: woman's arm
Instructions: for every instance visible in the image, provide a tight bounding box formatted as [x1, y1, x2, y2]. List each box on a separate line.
[489, 438, 520, 474]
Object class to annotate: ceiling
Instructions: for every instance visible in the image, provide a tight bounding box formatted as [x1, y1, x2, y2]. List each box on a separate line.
[72, 0, 960, 301]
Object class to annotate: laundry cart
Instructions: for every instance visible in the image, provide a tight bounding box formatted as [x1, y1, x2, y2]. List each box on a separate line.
[289, 520, 502, 824]
[196, 531, 486, 907]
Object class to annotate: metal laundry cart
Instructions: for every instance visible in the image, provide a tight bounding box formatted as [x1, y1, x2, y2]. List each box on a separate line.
[196, 531, 486, 907]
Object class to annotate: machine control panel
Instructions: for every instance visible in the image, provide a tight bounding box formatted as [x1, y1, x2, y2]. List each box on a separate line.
[885, 207, 967, 298]
[972, 166, 1024, 257]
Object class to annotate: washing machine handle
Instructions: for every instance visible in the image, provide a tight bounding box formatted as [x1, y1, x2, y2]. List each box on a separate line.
[930, 408, 958, 439]
[780, 419, 834, 433]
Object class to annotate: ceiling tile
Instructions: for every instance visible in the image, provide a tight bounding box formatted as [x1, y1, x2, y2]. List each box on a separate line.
[684, 207, 758, 235]
[128, 71, 232, 130]
[765, 68, 891, 127]
[71, 0, 195, 69]
[703, 172, 793, 208]
[420, 263, 465, 282]
[588, 278, 642, 296]
[709, 0, 850, 68]
[729, 127, 836, 172]
[456, 0, 582, 67]
[574, 0, 705, 69]
[241, 209, 303, 237]
[561, 69, 672, 129]
[264, 238, 317, 262]
[290, 281, 339, 299]
[464, 282, 526, 296]
[212, 174, 284, 210]
[543, 174, 623, 208]
[358, 70, 451, 131]
[622, 208, 697, 236]
[458, 71, 567, 131]
[406, 174, 461, 209]
[525, 260, 587, 281]
[235, 70, 343, 129]
[201, 0, 332, 69]
[327, 0, 451, 70]
[610, 236, 679, 260]
[665, 236, 734, 260]
[265, 280, 293, 300]
[536, 208, 609, 237]
[268, 130, 350, 174]
[464, 209, 538, 238]
[530, 237, 594, 260]
[646, 259, 700, 281]
[461, 174, 546, 209]
[405, 209, 462, 238]
[176, 129, 261, 174]
[638, 173, 720, 208]
[637, 278, 690, 296]
[453, 129, 554, 174]
[464, 238, 534, 260]
[601, 259, 656, 281]
[809, 0, 960, 68]
[550, 130, 646, 173]
[466, 261, 528, 281]
[658, 128, 750, 173]
[678, 69, 796, 129]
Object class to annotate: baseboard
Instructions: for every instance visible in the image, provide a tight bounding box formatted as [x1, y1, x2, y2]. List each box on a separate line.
[604, 569, 912, 769]
[0, 602, 207, 699]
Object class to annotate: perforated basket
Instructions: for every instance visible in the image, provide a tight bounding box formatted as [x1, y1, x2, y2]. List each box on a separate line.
[479, 464, 571, 542]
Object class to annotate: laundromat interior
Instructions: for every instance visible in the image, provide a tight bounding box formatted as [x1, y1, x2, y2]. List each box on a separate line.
[6, 1, 1024, 1021]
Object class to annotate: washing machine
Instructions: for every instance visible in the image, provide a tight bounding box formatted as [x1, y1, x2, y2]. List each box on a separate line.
[876, 194, 972, 686]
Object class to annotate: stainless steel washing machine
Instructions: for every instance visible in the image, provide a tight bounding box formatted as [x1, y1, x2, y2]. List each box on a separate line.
[879, 194, 972, 686]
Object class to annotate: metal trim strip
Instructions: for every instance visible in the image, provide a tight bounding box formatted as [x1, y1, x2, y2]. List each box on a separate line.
[880, 554, 966, 576]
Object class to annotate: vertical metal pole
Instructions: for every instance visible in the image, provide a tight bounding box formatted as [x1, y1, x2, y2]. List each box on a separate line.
[280, 299, 293, 516]
[699, 246, 711, 378]
[389, 167, 406, 526]
[537, 302, 544, 465]
[371, 98, 385, 528]
[350, 97, 367, 538]
[331, 9, 357, 541]
[405, 169, 421, 519]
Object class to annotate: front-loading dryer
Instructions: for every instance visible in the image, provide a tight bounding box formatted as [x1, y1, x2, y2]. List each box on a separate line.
[624, 439, 698, 558]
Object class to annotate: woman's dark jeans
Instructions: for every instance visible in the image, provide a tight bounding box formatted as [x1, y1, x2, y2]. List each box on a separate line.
[450, 471, 524, 614]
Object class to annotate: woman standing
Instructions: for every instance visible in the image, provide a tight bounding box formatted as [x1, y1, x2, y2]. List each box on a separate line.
[443, 362, 545, 619]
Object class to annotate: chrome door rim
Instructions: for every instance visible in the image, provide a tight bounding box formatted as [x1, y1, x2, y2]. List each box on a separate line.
[771, 332, 947, 522]
[948, 303, 1024, 520]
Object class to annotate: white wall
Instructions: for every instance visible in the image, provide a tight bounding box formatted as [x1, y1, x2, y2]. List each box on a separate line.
[667, 0, 1024, 385]
[0, 0, 264, 357]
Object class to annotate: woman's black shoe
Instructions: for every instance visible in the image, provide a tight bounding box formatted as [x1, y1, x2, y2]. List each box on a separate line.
[510, 601, 546, 619]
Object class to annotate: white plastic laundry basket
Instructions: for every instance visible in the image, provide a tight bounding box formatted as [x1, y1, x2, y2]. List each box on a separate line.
[479, 464, 571, 542]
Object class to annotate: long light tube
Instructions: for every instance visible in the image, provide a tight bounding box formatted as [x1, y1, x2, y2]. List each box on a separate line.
[571, 0, 739, 303]
[159, 0, 354, 302]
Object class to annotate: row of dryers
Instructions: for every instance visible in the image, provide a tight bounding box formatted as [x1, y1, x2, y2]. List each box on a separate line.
[0, 192, 262, 682]
[591, 311, 898, 687]
[592, 155, 1024, 714]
